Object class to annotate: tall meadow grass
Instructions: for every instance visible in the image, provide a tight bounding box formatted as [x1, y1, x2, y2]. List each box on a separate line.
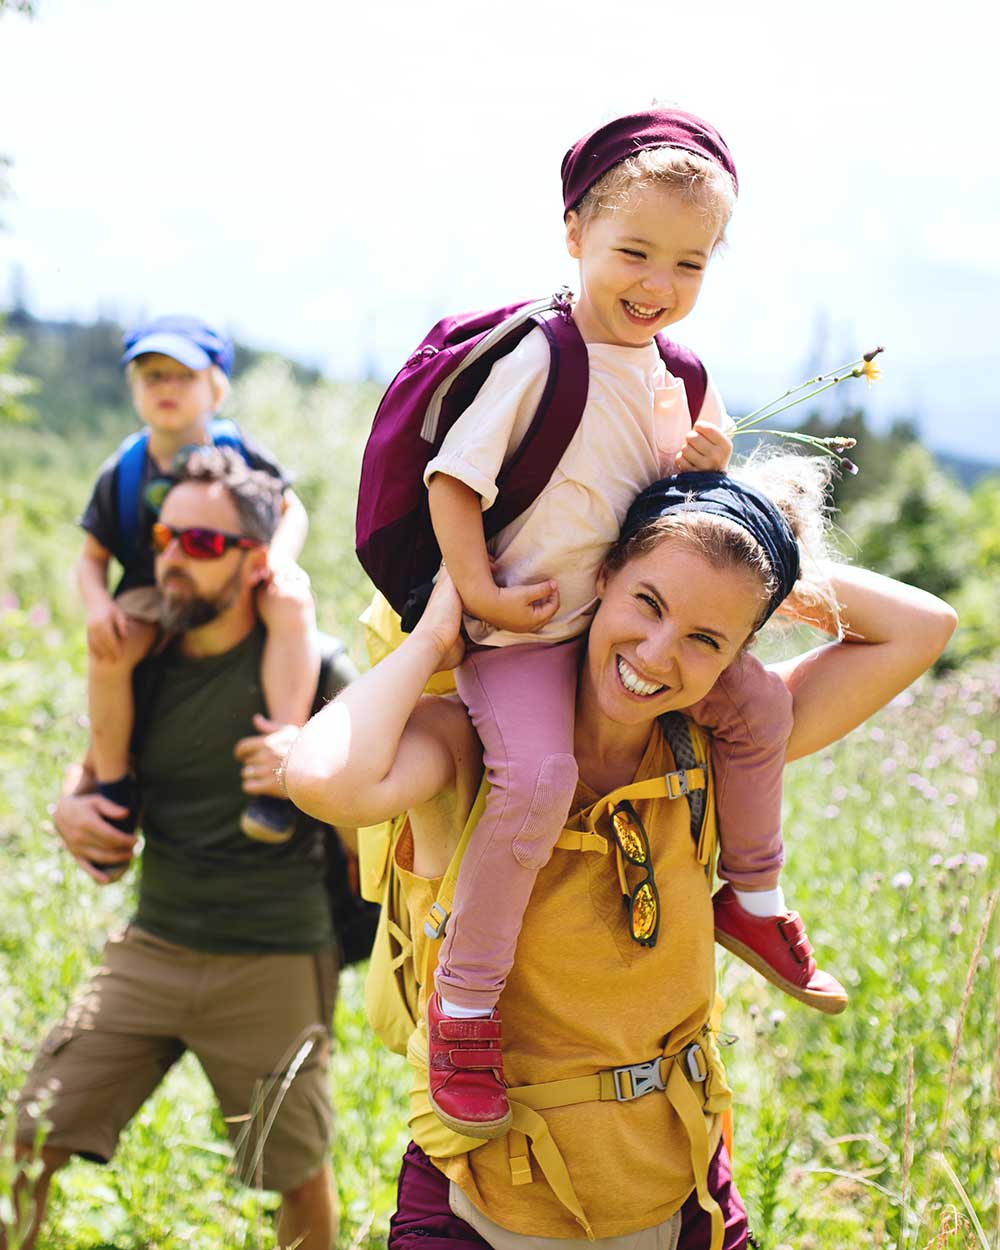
[1, 364, 995, 1246]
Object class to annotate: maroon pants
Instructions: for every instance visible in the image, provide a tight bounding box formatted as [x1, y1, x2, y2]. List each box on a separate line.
[388, 1139, 749, 1249]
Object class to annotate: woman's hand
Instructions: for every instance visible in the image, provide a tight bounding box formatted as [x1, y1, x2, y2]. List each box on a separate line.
[416, 571, 466, 670]
[778, 563, 958, 761]
[234, 714, 302, 796]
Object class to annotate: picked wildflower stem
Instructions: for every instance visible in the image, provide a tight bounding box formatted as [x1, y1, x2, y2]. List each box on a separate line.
[731, 347, 884, 469]
[737, 356, 869, 426]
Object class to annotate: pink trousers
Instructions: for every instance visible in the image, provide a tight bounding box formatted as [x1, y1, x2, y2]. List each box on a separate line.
[435, 640, 792, 1012]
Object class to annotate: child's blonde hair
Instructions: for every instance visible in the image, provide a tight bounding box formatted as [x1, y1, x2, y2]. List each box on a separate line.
[573, 146, 737, 248]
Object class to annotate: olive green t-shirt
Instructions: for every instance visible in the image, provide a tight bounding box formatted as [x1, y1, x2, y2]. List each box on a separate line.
[132, 625, 355, 954]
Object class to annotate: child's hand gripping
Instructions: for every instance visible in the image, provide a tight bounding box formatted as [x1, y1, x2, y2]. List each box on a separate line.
[674, 418, 734, 474]
[86, 596, 129, 661]
[473, 577, 561, 635]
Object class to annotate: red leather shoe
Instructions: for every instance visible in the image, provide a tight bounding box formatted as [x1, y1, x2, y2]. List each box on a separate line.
[427, 994, 512, 1139]
[713, 884, 848, 1014]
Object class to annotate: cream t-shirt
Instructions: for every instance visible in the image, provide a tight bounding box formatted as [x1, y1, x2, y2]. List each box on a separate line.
[424, 326, 729, 646]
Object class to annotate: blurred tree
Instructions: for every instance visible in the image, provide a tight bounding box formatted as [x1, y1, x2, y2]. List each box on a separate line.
[0, 320, 37, 423]
[946, 475, 1000, 663]
[843, 442, 976, 601]
[795, 407, 919, 510]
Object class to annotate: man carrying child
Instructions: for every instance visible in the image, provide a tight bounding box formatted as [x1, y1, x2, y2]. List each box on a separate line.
[7, 448, 355, 1250]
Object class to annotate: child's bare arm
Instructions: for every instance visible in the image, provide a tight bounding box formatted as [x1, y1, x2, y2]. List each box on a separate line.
[428, 473, 558, 633]
[267, 488, 309, 568]
[77, 535, 128, 661]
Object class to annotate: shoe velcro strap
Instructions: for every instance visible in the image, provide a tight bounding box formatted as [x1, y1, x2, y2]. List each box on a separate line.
[436, 1017, 503, 1042]
[777, 914, 804, 942]
[448, 1047, 504, 1070]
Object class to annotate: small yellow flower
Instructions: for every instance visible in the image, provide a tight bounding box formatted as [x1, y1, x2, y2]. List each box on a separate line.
[861, 358, 882, 386]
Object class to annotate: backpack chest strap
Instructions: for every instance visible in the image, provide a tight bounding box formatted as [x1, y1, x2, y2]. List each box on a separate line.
[502, 1037, 729, 1249]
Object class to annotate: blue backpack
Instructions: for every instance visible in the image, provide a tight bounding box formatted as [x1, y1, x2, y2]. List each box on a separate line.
[111, 418, 249, 568]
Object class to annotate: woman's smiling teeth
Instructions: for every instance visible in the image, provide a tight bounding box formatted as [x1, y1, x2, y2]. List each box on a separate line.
[623, 299, 662, 320]
[617, 655, 665, 697]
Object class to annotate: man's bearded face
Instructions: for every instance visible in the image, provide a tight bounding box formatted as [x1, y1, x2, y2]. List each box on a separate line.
[158, 562, 244, 633]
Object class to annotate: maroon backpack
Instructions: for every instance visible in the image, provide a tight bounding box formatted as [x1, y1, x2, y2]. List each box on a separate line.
[356, 290, 707, 627]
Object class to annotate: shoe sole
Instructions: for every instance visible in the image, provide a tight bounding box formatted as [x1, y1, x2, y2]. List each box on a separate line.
[239, 814, 295, 845]
[715, 929, 848, 1015]
[428, 1092, 513, 1141]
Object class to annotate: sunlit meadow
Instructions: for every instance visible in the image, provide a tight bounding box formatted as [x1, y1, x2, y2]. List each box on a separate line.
[1, 364, 996, 1248]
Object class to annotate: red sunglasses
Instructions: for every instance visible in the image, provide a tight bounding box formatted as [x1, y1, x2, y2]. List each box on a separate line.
[151, 521, 263, 560]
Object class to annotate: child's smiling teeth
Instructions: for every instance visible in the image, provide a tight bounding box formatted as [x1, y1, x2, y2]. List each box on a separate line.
[617, 655, 665, 697]
[623, 300, 662, 320]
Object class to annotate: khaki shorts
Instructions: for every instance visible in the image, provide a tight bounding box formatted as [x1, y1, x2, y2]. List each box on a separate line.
[16, 925, 338, 1192]
[115, 585, 164, 625]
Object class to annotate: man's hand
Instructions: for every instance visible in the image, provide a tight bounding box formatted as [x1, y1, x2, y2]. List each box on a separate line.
[53, 792, 137, 883]
[234, 715, 302, 796]
[86, 598, 128, 661]
[673, 419, 734, 473]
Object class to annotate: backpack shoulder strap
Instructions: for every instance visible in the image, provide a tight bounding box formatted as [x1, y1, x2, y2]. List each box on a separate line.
[655, 338, 708, 423]
[114, 428, 151, 568]
[485, 310, 590, 537]
[207, 416, 249, 460]
[657, 712, 706, 847]
[421, 777, 489, 947]
[114, 419, 248, 568]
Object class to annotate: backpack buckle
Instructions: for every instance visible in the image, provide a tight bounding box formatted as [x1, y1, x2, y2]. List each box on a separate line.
[423, 901, 449, 940]
[550, 286, 574, 319]
[665, 770, 690, 800]
[684, 1043, 708, 1083]
[611, 1057, 666, 1101]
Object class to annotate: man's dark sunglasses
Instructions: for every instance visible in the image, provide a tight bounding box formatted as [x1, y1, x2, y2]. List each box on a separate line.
[151, 521, 263, 561]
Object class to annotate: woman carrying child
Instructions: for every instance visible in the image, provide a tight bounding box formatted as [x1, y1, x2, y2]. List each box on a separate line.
[376, 108, 848, 1138]
[287, 453, 956, 1248]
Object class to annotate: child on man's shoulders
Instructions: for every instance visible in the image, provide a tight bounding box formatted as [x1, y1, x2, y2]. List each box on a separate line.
[77, 315, 318, 847]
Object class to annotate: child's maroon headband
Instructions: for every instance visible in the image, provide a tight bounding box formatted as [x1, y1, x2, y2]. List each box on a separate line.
[561, 109, 738, 214]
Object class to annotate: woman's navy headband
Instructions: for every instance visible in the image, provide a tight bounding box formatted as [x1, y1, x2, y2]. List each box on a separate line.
[620, 472, 801, 622]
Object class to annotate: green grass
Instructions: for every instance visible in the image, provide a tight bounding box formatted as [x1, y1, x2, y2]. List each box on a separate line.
[1, 368, 996, 1247]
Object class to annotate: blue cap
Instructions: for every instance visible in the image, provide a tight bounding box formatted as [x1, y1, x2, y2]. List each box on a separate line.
[120, 315, 235, 376]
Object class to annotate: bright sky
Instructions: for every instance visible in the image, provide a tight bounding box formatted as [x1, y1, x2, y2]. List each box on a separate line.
[2, 0, 998, 458]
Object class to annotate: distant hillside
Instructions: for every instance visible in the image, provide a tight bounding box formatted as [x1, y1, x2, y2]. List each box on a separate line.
[4, 308, 321, 438]
[936, 451, 999, 489]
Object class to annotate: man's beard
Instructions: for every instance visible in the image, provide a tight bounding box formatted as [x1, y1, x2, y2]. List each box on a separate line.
[158, 565, 243, 634]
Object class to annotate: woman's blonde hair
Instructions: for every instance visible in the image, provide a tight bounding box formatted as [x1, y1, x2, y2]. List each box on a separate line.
[604, 449, 841, 639]
[573, 146, 737, 248]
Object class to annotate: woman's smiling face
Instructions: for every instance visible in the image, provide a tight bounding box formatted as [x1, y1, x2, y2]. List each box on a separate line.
[584, 541, 766, 726]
